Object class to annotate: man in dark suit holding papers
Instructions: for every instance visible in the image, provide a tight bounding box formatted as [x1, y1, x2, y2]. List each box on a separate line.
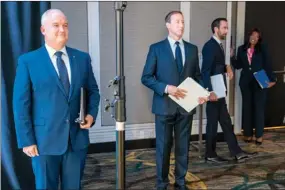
[231, 28, 276, 145]
[201, 18, 256, 164]
[141, 11, 207, 190]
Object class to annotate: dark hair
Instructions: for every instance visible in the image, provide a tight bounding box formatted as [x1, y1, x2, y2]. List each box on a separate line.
[211, 18, 227, 33]
[242, 28, 263, 52]
[165, 11, 183, 23]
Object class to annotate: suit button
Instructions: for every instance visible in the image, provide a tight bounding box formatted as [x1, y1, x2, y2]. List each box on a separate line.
[249, 67, 251, 70]
[66, 119, 69, 123]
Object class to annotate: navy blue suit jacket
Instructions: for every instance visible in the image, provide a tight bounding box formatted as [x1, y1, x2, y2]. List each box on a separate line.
[201, 37, 227, 92]
[232, 44, 276, 88]
[13, 46, 100, 155]
[141, 38, 201, 115]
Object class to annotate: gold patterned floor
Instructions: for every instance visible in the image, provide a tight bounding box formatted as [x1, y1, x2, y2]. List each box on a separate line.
[83, 129, 285, 189]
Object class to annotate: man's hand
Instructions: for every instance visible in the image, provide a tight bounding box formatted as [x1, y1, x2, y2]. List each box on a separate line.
[198, 97, 208, 104]
[23, 145, 39, 157]
[226, 65, 234, 80]
[167, 85, 187, 100]
[267, 81, 276, 88]
[80, 114, 94, 129]
[209, 92, 218, 102]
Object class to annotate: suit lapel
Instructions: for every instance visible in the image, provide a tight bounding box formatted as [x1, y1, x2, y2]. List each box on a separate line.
[211, 38, 224, 58]
[41, 46, 68, 99]
[182, 40, 190, 74]
[242, 48, 250, 65]
[164, 39, 175, 63]
[66, 47, 77, 101]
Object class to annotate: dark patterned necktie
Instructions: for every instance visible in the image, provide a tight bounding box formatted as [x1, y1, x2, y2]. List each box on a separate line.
[55, 51, 70, 95]
[220, 43, 225, 55]
[175, 41, 183, 73]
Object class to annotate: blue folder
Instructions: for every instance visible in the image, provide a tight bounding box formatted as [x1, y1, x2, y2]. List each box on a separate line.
[253, 69, 270, 89]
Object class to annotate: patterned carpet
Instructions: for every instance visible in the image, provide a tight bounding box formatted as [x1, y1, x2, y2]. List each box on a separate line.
[83, 129, 285, 189]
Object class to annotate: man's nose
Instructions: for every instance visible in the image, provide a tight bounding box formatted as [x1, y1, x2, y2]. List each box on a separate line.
[59, 26, 65, 32]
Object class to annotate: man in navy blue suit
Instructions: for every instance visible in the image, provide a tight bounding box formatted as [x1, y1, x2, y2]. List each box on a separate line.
[141, 11, 207, 190]
[201, 18, 256, 164]
[13, 9, 100, 189]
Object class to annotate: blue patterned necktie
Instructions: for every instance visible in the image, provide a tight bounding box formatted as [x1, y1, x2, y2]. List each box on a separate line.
[175, 41, 183, 73]
[55, 51, 70, 95]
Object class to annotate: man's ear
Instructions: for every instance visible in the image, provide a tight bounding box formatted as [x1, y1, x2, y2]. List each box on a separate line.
[40, 26, 45, 35]
[214, 26, 218, 34]
[166, 22, 170, 29]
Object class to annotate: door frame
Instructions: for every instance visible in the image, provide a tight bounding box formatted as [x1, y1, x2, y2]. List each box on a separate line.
[233, 2, 246, 134]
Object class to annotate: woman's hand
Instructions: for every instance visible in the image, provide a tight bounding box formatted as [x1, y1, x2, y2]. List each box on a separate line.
[267, 81, 276, 88]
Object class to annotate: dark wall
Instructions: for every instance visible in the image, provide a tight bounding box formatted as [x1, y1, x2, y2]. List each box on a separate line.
[245, 2, 285, 127]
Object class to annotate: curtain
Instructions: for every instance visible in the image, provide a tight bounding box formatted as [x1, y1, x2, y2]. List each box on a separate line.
[1, 2, 50, 189]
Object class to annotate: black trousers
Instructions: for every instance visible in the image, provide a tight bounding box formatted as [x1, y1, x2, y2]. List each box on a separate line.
[240, 80, 267, 138]
[155, 112, 193, 189]
[205, 98, 242, 158]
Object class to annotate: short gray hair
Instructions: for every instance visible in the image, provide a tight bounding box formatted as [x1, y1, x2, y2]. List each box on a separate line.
[41, 9, 65, 25]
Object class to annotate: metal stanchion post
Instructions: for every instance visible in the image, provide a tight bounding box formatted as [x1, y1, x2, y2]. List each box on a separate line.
[104, 2, 127, 189]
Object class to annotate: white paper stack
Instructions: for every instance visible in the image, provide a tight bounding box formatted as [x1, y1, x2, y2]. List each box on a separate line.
[168, 77, 210, 113]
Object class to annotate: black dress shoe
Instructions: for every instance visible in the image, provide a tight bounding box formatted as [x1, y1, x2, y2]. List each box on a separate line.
[244, 139, 253, 143]
[255, 140, 262, 145]
[174, 183, 188, 190]
[205, 156, 228, 164]
[244, 136, 253, 143]
[235, 151, 257, 162]
[243, 151, 258, 155]
[157, 187, 167, 190]
[176, 186, 188, 190]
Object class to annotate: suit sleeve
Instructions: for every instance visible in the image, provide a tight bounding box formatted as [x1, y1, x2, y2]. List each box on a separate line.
[86, 54, 100, 122]
[201, 44, 214, 91]
[13, 56, 36, 148]
[261, 44, 277, 82]
[231, 46, 243, 69]
[141, 45, 167, 96]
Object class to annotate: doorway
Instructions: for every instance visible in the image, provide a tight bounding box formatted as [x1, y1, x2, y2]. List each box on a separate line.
[244, 2, 285, 127]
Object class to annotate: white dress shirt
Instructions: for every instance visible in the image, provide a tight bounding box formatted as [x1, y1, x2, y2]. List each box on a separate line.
[212, 35, 222, 45]
[45, 44, 71, 83]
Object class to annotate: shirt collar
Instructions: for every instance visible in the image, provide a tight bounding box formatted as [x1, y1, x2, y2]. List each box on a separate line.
[212, 35, 222, 45]
[168, 36, 184, 48]
[45, 43, 67, 57]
